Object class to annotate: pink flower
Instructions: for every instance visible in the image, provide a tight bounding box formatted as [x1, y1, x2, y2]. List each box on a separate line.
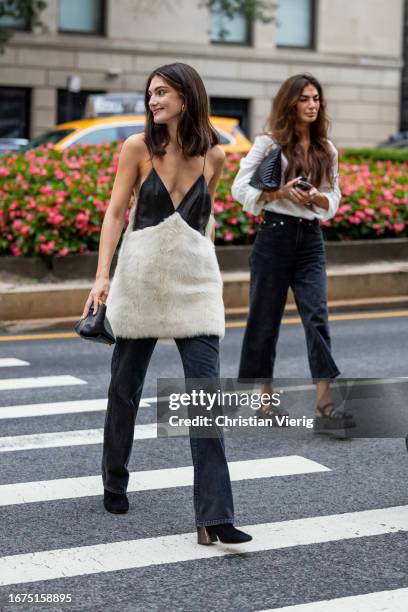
[10, 244, 21, 256]
[39, 240, 55, 255]
[227, 218, 239, 225]
[49, 212, 65, 226]
[39, 185, 53, 195]
[57, 247, 70, 256]
[394, 223, 405, 233]
[223, 230, 234, 242]
[75, 212, 89, 230]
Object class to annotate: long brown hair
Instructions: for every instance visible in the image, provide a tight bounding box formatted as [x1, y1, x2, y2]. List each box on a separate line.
[144, 62, 218, 158]
[266, 73, 335, 187]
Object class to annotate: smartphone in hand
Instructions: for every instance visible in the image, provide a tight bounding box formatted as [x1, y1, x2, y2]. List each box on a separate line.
[296, 177, 313, 191]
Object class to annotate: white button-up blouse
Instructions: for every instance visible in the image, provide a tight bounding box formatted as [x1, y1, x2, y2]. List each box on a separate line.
[231, 134, 341, 222]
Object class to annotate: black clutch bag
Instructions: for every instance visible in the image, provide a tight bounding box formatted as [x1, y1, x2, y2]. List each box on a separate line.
[249, 145, 282, 191]
[74, 298, 115, 345]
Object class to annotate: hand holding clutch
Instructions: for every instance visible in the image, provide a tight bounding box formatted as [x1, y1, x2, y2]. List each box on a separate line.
[74, 297, 115, 345]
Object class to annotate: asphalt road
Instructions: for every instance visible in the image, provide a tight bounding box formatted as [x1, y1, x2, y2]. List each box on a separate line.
[0, 310, 407, 611]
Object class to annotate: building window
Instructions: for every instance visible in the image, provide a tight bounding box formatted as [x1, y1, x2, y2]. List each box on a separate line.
[58, 0, 105, 35]
[0, 1, 30, 30]
[209, 1, 251, 45]
[57, 89, 106, 123]
[275, 0, 315, 49]
[0, 87, 31, 138]
[210, 97, 250, 139]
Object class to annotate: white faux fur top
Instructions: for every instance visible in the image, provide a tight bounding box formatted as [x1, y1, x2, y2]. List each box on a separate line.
[106, 191, 225, 341]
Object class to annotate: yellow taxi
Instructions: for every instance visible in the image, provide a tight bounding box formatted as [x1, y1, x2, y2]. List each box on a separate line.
[25, 115, 252, 153]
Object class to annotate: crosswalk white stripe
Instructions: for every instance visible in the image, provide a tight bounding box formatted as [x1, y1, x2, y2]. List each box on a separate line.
[0, 358, 30, 367]
[258, 587, 408, 611]
[2, 375, 407, 418]
[0, 505, 406, 586]
[0, 423, 157, 452]
[0, 397, 152, 419]
[0, 456, 329, 506]
[0, 375, 87, 391]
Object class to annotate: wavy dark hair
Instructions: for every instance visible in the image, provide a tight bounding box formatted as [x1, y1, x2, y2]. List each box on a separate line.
[265, 73, 335, 187]
[143, 62, 219, 158]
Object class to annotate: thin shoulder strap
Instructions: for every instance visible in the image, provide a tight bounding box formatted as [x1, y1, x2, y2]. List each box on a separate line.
[202, 152, 207, 175]
[150, 156, 155, 170]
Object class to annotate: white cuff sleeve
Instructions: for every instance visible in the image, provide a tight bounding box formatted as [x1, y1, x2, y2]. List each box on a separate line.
[231, 135, 273, 216]
[311, 147, 341, 221]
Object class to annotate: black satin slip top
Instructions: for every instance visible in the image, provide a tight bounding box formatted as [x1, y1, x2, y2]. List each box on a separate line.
[132, 165, 211, 236]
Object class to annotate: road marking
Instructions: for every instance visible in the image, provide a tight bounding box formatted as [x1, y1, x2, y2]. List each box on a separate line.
[0, 456, 329, 506]
[0, 423, 157, 452]
[2, 376, 406, 420]
[0, 505, 406, 586]
[258, 587, 408, 611]
[0, 333, 77, 342]
[0, 397, 153, 419]
[0, 455, 329, 505]
[1, 311, 407, 341]
[227, 310, 408, 328]
[0, 358, 30, 367]
[0, 375, 87, 392]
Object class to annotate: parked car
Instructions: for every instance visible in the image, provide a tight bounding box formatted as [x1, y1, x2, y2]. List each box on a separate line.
[22, 115, 252, 154]
[377, 131, 408, 148]
[0, 138, 29, 153]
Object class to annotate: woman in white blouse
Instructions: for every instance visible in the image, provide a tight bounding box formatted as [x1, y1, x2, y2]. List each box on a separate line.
[232, 73, 354, 431]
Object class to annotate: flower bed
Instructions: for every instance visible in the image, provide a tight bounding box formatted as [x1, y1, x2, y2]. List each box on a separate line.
[0, 142, 407, 256]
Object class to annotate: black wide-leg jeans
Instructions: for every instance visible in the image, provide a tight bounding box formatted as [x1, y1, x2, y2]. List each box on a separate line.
[239, 211, 341, 381]
[102, 334, 235, 527]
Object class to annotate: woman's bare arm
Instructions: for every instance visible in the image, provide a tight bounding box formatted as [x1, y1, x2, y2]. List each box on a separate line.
[81, 134, 145, 317]
[207, 146, 225, 242]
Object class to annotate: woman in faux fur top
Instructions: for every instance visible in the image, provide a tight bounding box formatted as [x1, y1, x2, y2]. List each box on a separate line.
[232, 73, 355, 434]
[80, 62, 252, 545]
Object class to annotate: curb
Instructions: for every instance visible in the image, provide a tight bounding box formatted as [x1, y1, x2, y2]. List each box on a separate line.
[1, 298, 408, 335]
[1, 262, 407, 325]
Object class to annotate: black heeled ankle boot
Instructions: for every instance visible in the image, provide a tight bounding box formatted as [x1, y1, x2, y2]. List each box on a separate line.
[197, 523, 252, 545]
[103, 489, 129, 514]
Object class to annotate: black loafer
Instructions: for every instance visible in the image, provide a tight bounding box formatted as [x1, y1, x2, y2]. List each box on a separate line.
[103, 489, 129, 514]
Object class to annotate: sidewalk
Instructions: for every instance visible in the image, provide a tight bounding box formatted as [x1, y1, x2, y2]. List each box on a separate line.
[1, 261, 408, 333]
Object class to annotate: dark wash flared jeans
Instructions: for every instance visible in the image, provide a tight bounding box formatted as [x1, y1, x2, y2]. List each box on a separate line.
[239, 211, 341, 381]
[102, 334, 235, 527]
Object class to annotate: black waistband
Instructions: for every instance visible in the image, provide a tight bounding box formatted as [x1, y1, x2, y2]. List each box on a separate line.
[263, 210, 319, 225]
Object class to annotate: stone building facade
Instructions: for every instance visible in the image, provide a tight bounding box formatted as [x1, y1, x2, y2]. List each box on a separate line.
[0, 0, 405, 147]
